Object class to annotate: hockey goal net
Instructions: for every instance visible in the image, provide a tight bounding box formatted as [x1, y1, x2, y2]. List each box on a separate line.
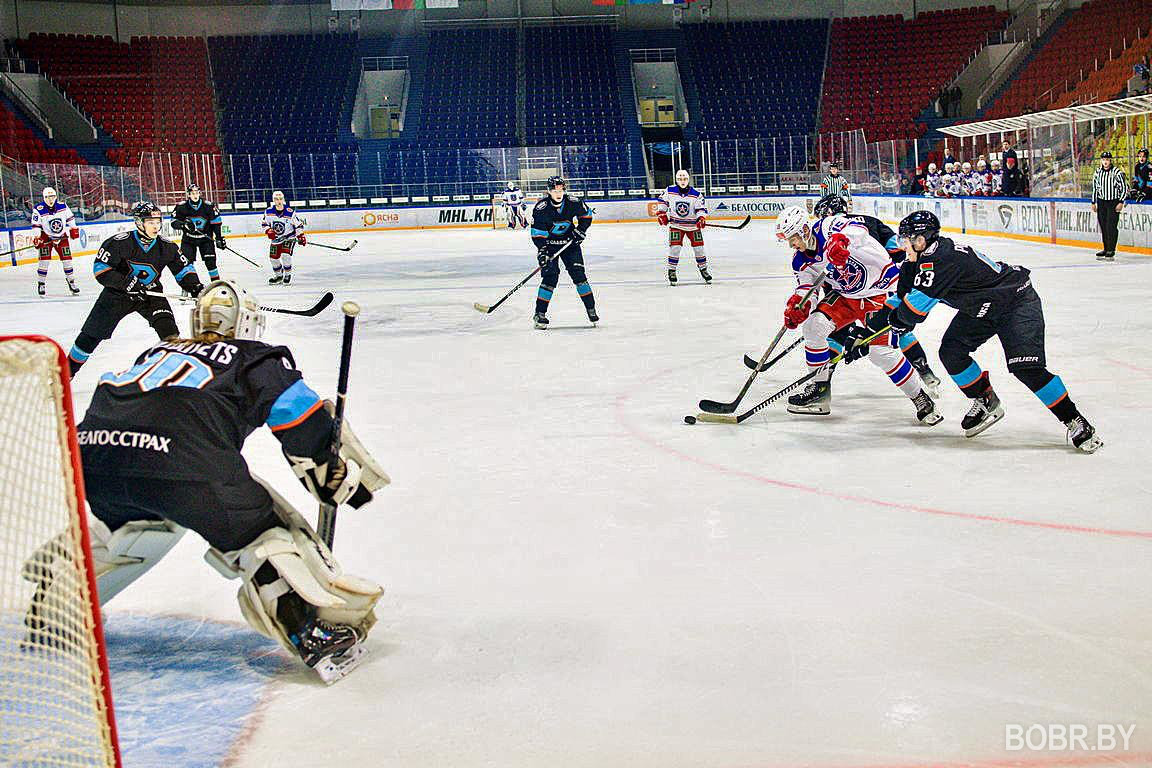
[0, 336, 121, 768]
[491, 194, 530, 230]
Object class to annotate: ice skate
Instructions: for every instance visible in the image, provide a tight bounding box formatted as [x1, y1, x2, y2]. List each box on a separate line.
[912, 389, 943, 426]
[667, 269, 677, 286]
[961, 388, 1004, 437]
[699, 267, 712, 284]
[291, 618, 367, 684]
[1064, 414, 1103, 453]
[787, 380, 831, 415]
[533, 312, 549, 330]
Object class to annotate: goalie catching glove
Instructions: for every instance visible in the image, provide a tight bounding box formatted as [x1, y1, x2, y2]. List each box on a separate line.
[286, 400, 390, 508]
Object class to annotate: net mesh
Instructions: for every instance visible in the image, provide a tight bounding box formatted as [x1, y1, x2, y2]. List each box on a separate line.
[0, 338, 118, 768]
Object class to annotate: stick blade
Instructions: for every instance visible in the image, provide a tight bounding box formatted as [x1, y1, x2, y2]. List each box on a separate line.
[695, 412, 739, 424]
[743, 354, 767, 372]
[698, 399, 737, 414]
[473, 302, 492, 313]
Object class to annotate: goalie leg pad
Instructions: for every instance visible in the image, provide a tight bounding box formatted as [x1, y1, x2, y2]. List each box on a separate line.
[211, 480, 383, 656]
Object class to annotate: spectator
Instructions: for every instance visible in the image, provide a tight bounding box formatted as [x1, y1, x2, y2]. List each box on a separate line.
[1001, 156, 1025, 197]
[950, 85, 963, 117]
[1130, 147, 1150, 201]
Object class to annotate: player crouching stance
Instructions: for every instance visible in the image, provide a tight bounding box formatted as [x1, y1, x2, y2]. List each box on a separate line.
[531, 176, 598, 329]
[891, 211, 1102, 452]
[775, 206, 940, 424]
[31, 186, 80, 297]
[262, 190, 306, 285]
[655, 169, 712, 285]
[37, 281, 389, 681]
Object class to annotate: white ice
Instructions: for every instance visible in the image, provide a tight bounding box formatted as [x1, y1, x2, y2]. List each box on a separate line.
[2, 223, 1150, 766]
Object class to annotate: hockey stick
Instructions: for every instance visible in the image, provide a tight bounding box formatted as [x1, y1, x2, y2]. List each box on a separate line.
[307, 239, 358, 252]
[743, 337, 804, 372]
[707, 215, 752, 230]
[163, 291, 334, 317]
[473, 238, 577, 314]
[693, 326, 891, 425]
[0, 243, 38, 260]
[318, 301, 360, 547]
[698, 274, 825, 414]
[221, 243, 263, 269]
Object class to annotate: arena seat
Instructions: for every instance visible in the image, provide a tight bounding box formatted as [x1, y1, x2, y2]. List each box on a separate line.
[0, 99, 87, 165]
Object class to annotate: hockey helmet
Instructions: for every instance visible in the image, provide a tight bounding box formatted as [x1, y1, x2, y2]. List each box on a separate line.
[898, 210, 940, 250]
[545, 176, 566, 190]
[813, 193, 848, 219]
[775, 205, 813, 248]
[962, 162, 972, 172]
[132, 200, 164, 237]
[927, 163, 937, 173]
[271, 190, 286, 206]
[976, 159, 987, 170]
[191, 280, 265, 341]
[506, 181, 515, 191]
[186, 183, 201, 200]
[675, 169, 691, 187]
[42, 187, 57, 204]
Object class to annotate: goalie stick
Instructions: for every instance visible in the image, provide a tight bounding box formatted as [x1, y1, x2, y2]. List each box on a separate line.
[697, 274, 825, 414]
[164, 291, 334, 317]
[473, 238, 577, 314]
[693, 326, 892, 424]
[706, 215, 752, 231]
[317, 301, 360, 547]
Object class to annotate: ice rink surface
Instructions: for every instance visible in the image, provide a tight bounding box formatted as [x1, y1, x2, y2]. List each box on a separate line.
[2, 223, 1150, 766]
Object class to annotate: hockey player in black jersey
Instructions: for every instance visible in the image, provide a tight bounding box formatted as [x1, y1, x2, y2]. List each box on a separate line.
[67, 201, 204, 378]
[530, 176, 597, 329]
[813, 194, 941, 394]
[889, 210, 1101, 452]
[50, 280, 388, 681]
[170, 183, 226, 283]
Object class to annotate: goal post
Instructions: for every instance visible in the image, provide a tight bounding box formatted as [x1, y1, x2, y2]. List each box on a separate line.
[0, 336, 121, 768]
[491, 195, 510, 229]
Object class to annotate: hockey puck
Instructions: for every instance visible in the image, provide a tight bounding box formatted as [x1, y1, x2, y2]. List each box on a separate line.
[684, 415, 697, 425]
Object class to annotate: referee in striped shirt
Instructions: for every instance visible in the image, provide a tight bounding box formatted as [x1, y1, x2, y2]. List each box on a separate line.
[1091, 151, 1126, 261]
[821, 162, 851, 209]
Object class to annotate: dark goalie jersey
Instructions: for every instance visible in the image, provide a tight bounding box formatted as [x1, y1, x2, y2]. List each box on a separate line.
[530, 195, 593, 252]
[93, 231, 202, 294]
[78, 338, 333, 481]
[171, 199, 223, 239]
[895, 236, 1033, 326]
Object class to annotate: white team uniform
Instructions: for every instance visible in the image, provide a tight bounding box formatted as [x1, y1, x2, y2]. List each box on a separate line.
[261, 205, 306, 244]
[964, 171, 985, 196]
[793, 215, 921, 397]
[502, 187, 526, 228]
[925, 172, 942, 196]
[31, 201, 77, 241]
[991, 170, 1003, 195]
[656, 185, 710, 278]
[945, 173, 964, 197]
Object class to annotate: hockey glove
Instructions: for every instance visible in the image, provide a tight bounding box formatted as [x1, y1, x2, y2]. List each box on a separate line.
[296, 234, 307, 246]
[887, 307, 915, 336]
[33, 233, 50, 249]
[839, 325, 874, 365]
[824, 232, 851, 268]
[290, 452, 373, 509]
[783, 293, 811, 330]
[215, 235, 227, 249]
[696, 217, 706, 229]
[265, 228, 278, 240]
[171, 218, 186, 232]
[570, 227, 587, 243]
[183, 278, 205, 298]
[123, 276, 149, 303]
[656, 211, 669, 226]
[69, 227, 80, 240]
[537, 247, 551, 268]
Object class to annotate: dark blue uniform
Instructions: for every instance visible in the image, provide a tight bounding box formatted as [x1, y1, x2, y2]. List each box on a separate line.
[892, 235, 1083, 423]
[530, 195, 596, 318]
[172, 199, 225, 279]
[69, 231, 204, 377]
[79, 337, 335, 551]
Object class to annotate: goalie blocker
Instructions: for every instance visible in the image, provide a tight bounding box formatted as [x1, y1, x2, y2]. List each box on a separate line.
[27, 280, 389, 682]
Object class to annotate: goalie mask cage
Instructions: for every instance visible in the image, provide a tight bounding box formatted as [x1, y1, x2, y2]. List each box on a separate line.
[0, 336, 121, 768]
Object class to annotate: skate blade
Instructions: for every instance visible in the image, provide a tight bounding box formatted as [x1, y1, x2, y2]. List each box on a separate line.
[311, 643, 368, 685]
[1074, 434, 1104, 454]
[963, 406, 1005, 438]
[787, 405, 831, 415]
[919, 411, 944, 426]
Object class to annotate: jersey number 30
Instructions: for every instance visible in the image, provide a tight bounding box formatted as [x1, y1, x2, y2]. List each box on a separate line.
[101, 351, 215, 392]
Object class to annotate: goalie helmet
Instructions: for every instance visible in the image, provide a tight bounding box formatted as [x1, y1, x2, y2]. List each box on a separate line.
[775, 205, 812, 247]
[191, 279, 266, 340]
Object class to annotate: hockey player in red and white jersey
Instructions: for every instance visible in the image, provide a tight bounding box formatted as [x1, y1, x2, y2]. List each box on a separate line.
[655, 169, 712, 285]
[774, 206, 941, 423]
[261, 190, 306, 285]
[30, 186, 80, 297]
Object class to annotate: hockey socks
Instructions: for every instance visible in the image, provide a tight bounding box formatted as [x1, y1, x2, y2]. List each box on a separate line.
[576, 282, 595, 312]
[1014, 369, 1080, 424]
[535, 284, 554, 316]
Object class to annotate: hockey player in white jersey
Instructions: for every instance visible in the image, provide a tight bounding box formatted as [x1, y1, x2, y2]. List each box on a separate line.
[655, 169, 712, 285]
[261, 190, 306, 285]
[501, 182, 527, 229]
[30, 187, 80, 297]
[774, 206, 940, 423]
[990, 158, 1003, 195]
[924, 163, 942, 196]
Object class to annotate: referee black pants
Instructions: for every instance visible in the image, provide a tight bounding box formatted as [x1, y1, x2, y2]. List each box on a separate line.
[1096, 199, 1121, 253]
